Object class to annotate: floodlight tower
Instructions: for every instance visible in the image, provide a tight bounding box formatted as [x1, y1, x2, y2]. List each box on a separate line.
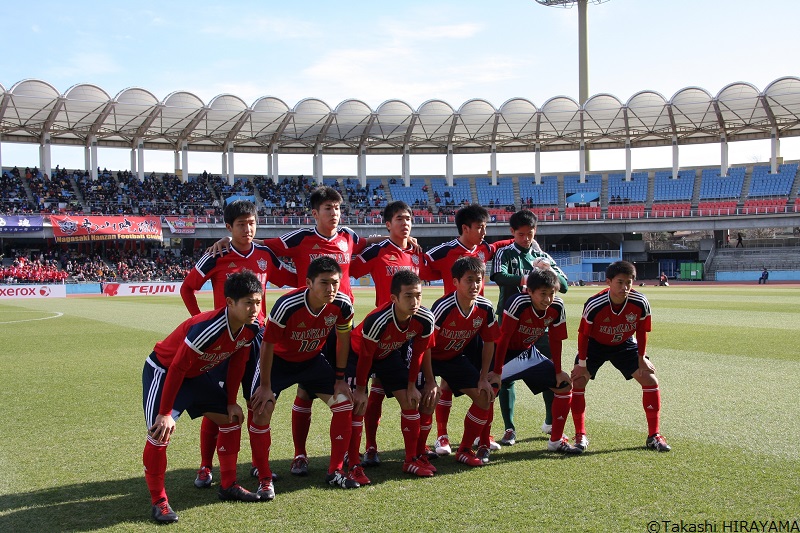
[535, 0, 610, 171]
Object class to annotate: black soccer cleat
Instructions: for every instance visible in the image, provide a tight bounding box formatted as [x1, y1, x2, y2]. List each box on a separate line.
[325, 469, 360, 489]
[151, 498, 179, 523]
[646, 433, 672, 452]
[218, 482, 261, 502]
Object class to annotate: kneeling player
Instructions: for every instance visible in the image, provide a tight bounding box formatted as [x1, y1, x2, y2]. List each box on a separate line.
[429, 257, 501, 467]
[142, 271, 264, 523]
[350, 270, 440, 480]
[491, 269, 581, 454]
[249, 257, 359, 500]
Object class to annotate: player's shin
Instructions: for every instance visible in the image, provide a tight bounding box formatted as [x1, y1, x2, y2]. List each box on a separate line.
[571, 387, 586, 435]
[642, 386, 661, 435]
[328, 400, 353, 474]
[248, 421, 272, 481]
[349, 413, 364, 466]
[291, 396, 313, 458]
[436, 388, 453, 437]
[143, 437, 168, 504]
[549, 392, 571, 442]
[216, 422, 242, 488]
[364, 386, 385, 450]
[416, 411, 434, 456]
[400, 410, 421, 462]
[199, 416, 219, 468]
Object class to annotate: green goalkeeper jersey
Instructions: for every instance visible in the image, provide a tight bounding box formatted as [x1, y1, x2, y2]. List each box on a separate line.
[490, 241, 568, 317]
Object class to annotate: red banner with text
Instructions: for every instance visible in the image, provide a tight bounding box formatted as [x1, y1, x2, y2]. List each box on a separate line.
[51, 216, 162, 243]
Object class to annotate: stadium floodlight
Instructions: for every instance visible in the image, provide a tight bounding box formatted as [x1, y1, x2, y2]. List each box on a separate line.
[535, 0, 610, 171]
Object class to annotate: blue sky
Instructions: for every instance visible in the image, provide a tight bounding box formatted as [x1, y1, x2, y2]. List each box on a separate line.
[2, 0, 798, 176]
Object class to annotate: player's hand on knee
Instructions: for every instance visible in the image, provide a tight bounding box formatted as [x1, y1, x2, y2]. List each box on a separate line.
[149, 414, 175, 444]
[227, 403, 244, 425]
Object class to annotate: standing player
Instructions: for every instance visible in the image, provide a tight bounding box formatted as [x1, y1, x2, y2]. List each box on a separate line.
[181, 199, 296, 488]
[424, 203, 513, 455]
[349, 200, 428, 466]
[491, 269, 580, 454]
[248, 257, 359, 499]
[570, 261, 671, 452]
[490, 209, 568, 446]
[142, 271, 264, 524]
[350, 270, 439, 480]
[429, 257, 500, 466]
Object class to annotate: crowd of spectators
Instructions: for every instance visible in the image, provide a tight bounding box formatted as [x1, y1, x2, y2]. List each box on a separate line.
[0, 250, 68, 283]
[253, 175, 310, 215]
[0, 167, 36, 214]
[104, 248, 198, 282]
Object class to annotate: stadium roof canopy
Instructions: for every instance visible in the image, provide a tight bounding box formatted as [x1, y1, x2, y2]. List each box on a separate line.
[1, 77, 799, 156]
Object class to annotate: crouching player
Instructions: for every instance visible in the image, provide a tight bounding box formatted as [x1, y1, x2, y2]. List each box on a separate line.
[429, 257, 501, 467]
[491, 269, 581, 454]
[570, 260, 671, 452]
[350, 270, 440, 481]
[248, 257, 359, 500]
[142, 271, 264, 524]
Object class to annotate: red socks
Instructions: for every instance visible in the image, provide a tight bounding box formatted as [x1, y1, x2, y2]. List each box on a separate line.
[292, 396, 313, 458]
[459, 404, 490, 452]
[642, 386, 661, 435]
[199, 416, 219, 467]
[571, 387, 586, 435]
[363, 386, 385, 450]
[349, 413, 364, 466]
[417, 411, 433, 456]
[328, 400, 353, 474]
[549, 393, 572, 443]
[143, 437, 168, 504]
[216, 423, 241, 488]
[248, 421, 272, 481]
[436, 389, 453, 437]
[400, 409, 421, 462]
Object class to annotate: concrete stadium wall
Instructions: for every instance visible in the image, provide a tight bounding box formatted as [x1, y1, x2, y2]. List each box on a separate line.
[715, 271, 800, 282]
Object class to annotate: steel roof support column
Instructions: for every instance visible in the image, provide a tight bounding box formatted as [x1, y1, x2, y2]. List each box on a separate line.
[226, 143, 235, 185]
[40, 132, 51, 178]
[90, 135, 99, 181]
[671, 135, 679, 179]
[402, 145, 410, 185]
[720, 133, 728, 176]
[625, 140, 632, 181]
[221, 151, 227, 181]
[771, 127, 781, 174]
[173, 150, 180, 175]
[130, 142, 137, 175]
[0, 134, 3, 171]
[313, 146, 323, 185]
[267, 152, 272, 178]
[535, 142, 541, 184]
[271, 146, 279, 183]
[490, 143, 498, 185]
[446, 144, 454, 184]
[357, 144, 367, 185]
[181, 142, 189, 183]
[84, 146, 90, 177]
[579, 142, 586, 181]
[136, 139, 144, 182]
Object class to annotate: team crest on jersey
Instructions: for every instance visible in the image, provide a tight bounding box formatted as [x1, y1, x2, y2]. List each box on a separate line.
[544, 318, 553, 327]
[236, 340, 247, 349]
[411, 254, 420, 265]
[472, 317, 483, 328]
[325, 314, 336, 326]
[477, 251, 486, 262]
[257, 258, 268, 271]
[406, 332, 417, 340]
[626, 313, 637, 323]
[337, 240, 349, 253]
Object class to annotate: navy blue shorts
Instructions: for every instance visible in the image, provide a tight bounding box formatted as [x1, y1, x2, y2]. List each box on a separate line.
[207, 329, 262, 402]
[252, 351, 335, 399]
[141, 354, 228, 428]
[432, 354, 481, 397]
[574, 338, 646, 380]
[501, 347, 557, 394]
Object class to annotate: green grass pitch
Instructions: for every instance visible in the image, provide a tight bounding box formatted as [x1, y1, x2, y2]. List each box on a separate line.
[0, 285, 798, 532]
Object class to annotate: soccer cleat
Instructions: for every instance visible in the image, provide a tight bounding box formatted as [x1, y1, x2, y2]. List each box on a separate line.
[402, 457, 435, 477]
[194, 466, 212, 488]
[325, 469, 360, 489]
[646, 433, 672, 452]
[151, 498, 179, 523]
[416, 454, 437, 474]
[541, 422, 553, 435]
[348, 464, 371, 485]
[363, 446, 381, 467]
[218, 482, 261, 502]
[435, 435, 452, 456]
[547, 436, 583, 454]
[290, 454, 309, 476]
[498, 428, 517, 446]
[455, 448, 483, 467]
[473, 436, 501, 451]
[574, 433, 589, 452]
[476, 445, 491, 464]
[250, 466, 279, 481]
[422, 446, 439, 460]
[257, 479, 275, 501]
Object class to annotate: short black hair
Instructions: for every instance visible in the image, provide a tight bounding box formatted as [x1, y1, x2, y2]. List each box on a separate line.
[390, 269, 421, 296]
[526, 269, 559, 292]
[510, 209, 538, 230]
[307, 256, 342, 281]
[455, 204, 489, 235]
[383, 201, 412, 223]
[451, 256, 485, 280]
[224, 200, 258, 226]
[224, 269, 263, 300]
[309, 186, 343, 212]
[606, 260, 636, 280]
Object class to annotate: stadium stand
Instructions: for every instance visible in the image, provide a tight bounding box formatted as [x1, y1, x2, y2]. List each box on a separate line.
[653, 169, 695, 202]
[388, 178, 429, 207]
[431, 177, 472, 206]
[698, 167, 746, 200]
[474, 177, 514, 207]
[747, 163, 798, 198]
[519, 175, 559, 206]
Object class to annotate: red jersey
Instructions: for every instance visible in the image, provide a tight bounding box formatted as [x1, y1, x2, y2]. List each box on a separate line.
[429, 292, 500, 361]
[263, 227, 367, 301]
[264, 287, 354, 363]
[351, 303, 435, 387]
[181, 243, 297, 324]
[579, 288, 651, 347]
[493, 293, 568, 375]
[424, 238, 513, 294]
[153, 307, 258, 415]
[350, 238, 425, 307]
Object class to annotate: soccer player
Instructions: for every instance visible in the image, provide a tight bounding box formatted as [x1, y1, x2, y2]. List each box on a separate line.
[349, 270, 439, 481]
[180, 199, 296, 488]
[429, 257, 501, 466]
[570, 260, 671, 452]
[248, 257, 359, 499]
[491, 268, 581, 454]
[490, 209, 568, 446]
[424, 203, 512, 455]
[142, 271, 264, 524]
[349, 201, 428, 466]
